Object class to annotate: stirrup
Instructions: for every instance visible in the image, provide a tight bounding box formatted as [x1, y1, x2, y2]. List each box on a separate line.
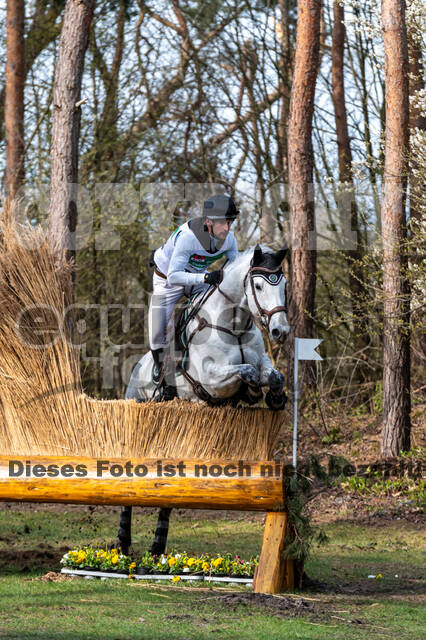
[162, 384, 177, 401]
[155, 382, 177, 402]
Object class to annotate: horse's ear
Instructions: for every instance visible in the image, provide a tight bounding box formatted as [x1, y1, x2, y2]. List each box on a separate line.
[275, 248, 287, 264]
[252, 244, 263, 266]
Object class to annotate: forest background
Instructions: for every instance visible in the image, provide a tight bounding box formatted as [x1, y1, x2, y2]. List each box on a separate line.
[1, 0, 424, 460]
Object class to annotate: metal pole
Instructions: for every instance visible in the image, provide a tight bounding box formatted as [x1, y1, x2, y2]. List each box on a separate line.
[292, 338, 299, 471]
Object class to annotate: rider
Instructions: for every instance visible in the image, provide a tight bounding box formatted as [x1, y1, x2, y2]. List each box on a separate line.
[149, 194, 240, 400]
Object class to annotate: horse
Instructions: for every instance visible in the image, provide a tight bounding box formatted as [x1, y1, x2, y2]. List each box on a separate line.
[116, 244, 290, 555]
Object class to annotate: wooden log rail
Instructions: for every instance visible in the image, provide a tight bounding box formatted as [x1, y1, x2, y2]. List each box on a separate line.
[0, 455, 294, 593]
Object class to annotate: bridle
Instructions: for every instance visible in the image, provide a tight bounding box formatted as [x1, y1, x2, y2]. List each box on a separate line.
[243, 264, 288, 332]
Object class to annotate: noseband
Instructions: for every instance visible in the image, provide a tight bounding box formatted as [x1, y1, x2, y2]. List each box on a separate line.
[243, 265, 288, 331]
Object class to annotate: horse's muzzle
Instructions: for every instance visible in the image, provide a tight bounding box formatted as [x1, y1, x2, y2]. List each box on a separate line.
[271, 326, 290, 343]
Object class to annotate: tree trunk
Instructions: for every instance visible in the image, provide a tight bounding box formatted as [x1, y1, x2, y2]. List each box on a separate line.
[48, 0, 95, 262]
[408, 38, 425, 225]
[275, 0, 291, 184]
[274, 0, 292, 245]
[331, 0, 369, 354]
[5, 0, 25, 209]
[0, 0, 64, 144]
[287, 0, 321, 340]
[241, 40, 271, 244]
[380, 0, 411, 458]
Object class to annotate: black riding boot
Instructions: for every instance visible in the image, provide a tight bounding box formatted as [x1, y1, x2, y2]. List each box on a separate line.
[151, 348, 177, 401]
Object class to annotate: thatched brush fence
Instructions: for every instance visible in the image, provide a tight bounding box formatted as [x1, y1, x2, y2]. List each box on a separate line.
[0, 223, 285, 460]
[0, 222, 292, 593]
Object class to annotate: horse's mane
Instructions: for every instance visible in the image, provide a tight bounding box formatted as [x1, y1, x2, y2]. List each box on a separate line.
[223, 244, 274, 273]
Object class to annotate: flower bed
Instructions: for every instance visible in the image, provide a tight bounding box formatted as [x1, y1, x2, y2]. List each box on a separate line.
[60, 548, 258, 582]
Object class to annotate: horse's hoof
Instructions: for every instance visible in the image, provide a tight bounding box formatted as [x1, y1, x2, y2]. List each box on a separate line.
[265, 389, 287, 411]
[239, 384, 263, 406]
[268, 370, 285, 391]
[116, 540, 130, 555]
[150, 543, 166, 556]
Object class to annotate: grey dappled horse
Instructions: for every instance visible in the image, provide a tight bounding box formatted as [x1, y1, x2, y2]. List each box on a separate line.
[117, 245, 290, 555]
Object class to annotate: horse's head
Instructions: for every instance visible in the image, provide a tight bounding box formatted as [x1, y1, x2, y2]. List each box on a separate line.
[245, 245, 290, 343]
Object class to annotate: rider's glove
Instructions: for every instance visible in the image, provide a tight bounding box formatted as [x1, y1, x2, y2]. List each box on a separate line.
[204, 270, 222, 286]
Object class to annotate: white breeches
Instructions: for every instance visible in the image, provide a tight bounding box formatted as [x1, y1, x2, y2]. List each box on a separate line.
[148, 272, 208, 350]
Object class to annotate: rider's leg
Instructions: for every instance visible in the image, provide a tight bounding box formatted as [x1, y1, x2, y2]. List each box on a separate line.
[149, 274, 184, 400]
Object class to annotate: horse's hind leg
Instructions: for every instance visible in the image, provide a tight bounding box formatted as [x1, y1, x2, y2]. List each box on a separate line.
[117, 506, 132, 554]
[150, 508, 172, 555]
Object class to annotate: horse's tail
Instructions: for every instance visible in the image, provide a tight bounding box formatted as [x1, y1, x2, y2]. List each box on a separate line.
[150, 507, 172, 555]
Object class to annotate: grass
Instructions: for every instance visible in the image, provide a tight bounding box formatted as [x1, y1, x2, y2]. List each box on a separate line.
[0, 577, 385, 640]
[0, 504, 424, 639]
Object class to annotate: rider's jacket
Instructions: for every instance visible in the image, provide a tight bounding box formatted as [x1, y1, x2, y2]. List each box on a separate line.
[154, 218, 238, 287]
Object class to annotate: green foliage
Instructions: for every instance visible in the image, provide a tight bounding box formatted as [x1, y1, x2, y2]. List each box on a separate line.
[341, 476, 425, 503]
[282, 454, 374, 580]
[282, 458, 331, 575]
[322, 425, 342, 445]
[400, 446, 426, 461]
[327, 455, 356, 478]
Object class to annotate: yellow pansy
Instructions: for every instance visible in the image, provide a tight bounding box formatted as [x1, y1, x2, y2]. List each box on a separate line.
[111, 555, 119, 565]
[168, 557, 176, 566]
[187, 558, 195, 567]
[129, 562, 136, 569]
[77, 550, 87, 563]
[202, 562, 210, 571]
[172, 576, 180, 583]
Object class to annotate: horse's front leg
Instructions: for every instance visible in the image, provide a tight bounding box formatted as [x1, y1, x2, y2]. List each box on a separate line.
[117, 506, 132, 554]
[259, 353, 287, 410]
[201, 360, 261, 392]
[150, 508, 172, 556]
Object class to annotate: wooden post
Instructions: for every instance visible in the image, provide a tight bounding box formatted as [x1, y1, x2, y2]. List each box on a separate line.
[253, 512, 294, 593]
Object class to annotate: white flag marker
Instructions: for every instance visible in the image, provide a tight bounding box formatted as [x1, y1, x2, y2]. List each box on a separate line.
[293, 338, 323, 471]
[296, 338, 323, 361]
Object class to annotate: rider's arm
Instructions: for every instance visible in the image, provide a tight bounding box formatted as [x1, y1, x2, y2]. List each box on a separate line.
[167, 234, 206, 287]
[224, 233, 238, 262]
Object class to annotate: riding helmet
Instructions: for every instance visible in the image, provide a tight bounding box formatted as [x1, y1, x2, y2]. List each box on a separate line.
[203, 194, 239, 220]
